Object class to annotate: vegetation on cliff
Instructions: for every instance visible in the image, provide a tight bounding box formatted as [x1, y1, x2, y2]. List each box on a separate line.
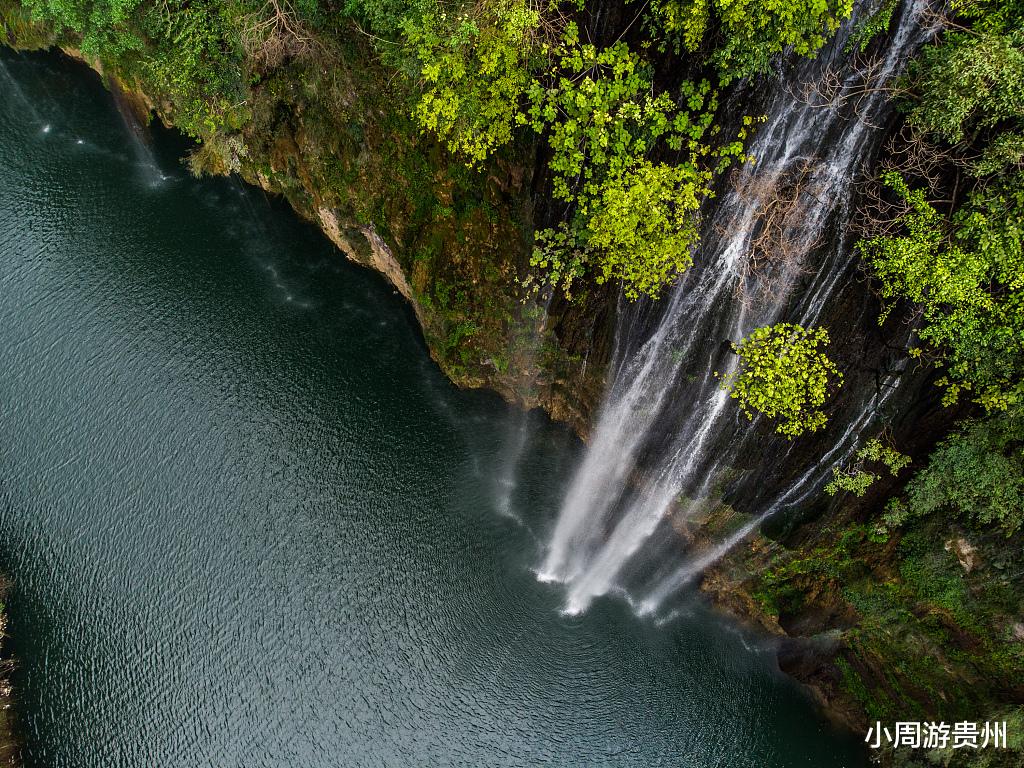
[854, 0, 1024, 547]
[741, 1, 1024, 762]
[0, 0, 855, 300]
[395, 0, 846, 298]
[718, 323, 843, 438]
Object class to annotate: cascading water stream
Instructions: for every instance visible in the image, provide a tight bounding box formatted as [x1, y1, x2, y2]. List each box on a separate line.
[493, 294, 556, 524]
[539, 0, 937, 616]
[0, 56, 43, 127]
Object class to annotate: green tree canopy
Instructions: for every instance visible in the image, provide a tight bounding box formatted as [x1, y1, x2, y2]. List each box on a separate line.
[641, 0, 854, 82]
[859, 173, 1024, 413]
[885, 412, 1024, 536]
[719, 323, 843, 438]
[404, 0, 543, 164]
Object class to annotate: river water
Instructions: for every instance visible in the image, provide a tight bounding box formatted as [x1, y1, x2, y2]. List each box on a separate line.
[0, 48, 866, 767]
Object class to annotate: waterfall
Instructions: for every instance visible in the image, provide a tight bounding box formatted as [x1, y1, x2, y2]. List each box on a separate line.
[494, 293, 555, 524]
[108, 79, 170, 186]
[538, 0, 937, 616]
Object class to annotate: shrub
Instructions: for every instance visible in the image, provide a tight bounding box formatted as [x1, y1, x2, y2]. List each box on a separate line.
[719, 323, 842, 437]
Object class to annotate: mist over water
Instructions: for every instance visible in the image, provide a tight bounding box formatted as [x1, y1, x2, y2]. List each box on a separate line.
[0, 49, 866, 766]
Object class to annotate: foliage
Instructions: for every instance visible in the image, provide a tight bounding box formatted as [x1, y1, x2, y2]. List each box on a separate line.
[860, 0, 1024, 411]
[718, 323, 842, 437]
[136, 0, 245, 135]
[845, 0, 899, 54]
[524, 31, 723, 205]
[400, 0, 857, 301]
[859, 172, 1024, 412]
[855, 0, 1024, 549]
[885, 412, 1024, 536]
[407, 8, 755, 299]
[344, 0, 428, 36]
[532, 158, 707, 300]
[404, 0, 542, 164]
[408, 12, 748, 300]
[905, 26, 1024, 147]
[826, 437, 911, 497]
[582, 160, 705, 299]
[524, 29, 750, 298]
[22, 0, 142, 55]
[640, 0, 853, 82]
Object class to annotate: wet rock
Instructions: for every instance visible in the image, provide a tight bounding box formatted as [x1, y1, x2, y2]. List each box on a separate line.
[777, 630, 845, 681]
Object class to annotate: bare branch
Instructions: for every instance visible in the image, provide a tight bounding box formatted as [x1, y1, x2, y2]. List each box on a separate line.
[240, 0, 322, 71]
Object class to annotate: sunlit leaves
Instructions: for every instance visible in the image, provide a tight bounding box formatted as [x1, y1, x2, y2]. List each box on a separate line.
[525, 36, 718, 208]
[584, 161, 706, 299]
[405, 0, 540, 164]
[719, 323, 843, 438]
[524, 32, 745, 299]
[858, 172, 1024, 412]
[641, 0, 853, 82]
[826, 438, 911, 497]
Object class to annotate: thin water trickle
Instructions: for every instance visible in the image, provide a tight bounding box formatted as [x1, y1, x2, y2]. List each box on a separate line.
[109, 82, 174, 186]
[0, 57, 43, 126]
[492, 294, 555, 525]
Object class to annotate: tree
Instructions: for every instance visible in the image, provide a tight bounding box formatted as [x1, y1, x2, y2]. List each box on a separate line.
[640, 0, 854, 83]
[719, 323, 842, 437]
[885, 412, 1024, 535]
[524, 31, 748, 299]
[859, 172, 1024, 412]
[404, 0, 545, 164]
